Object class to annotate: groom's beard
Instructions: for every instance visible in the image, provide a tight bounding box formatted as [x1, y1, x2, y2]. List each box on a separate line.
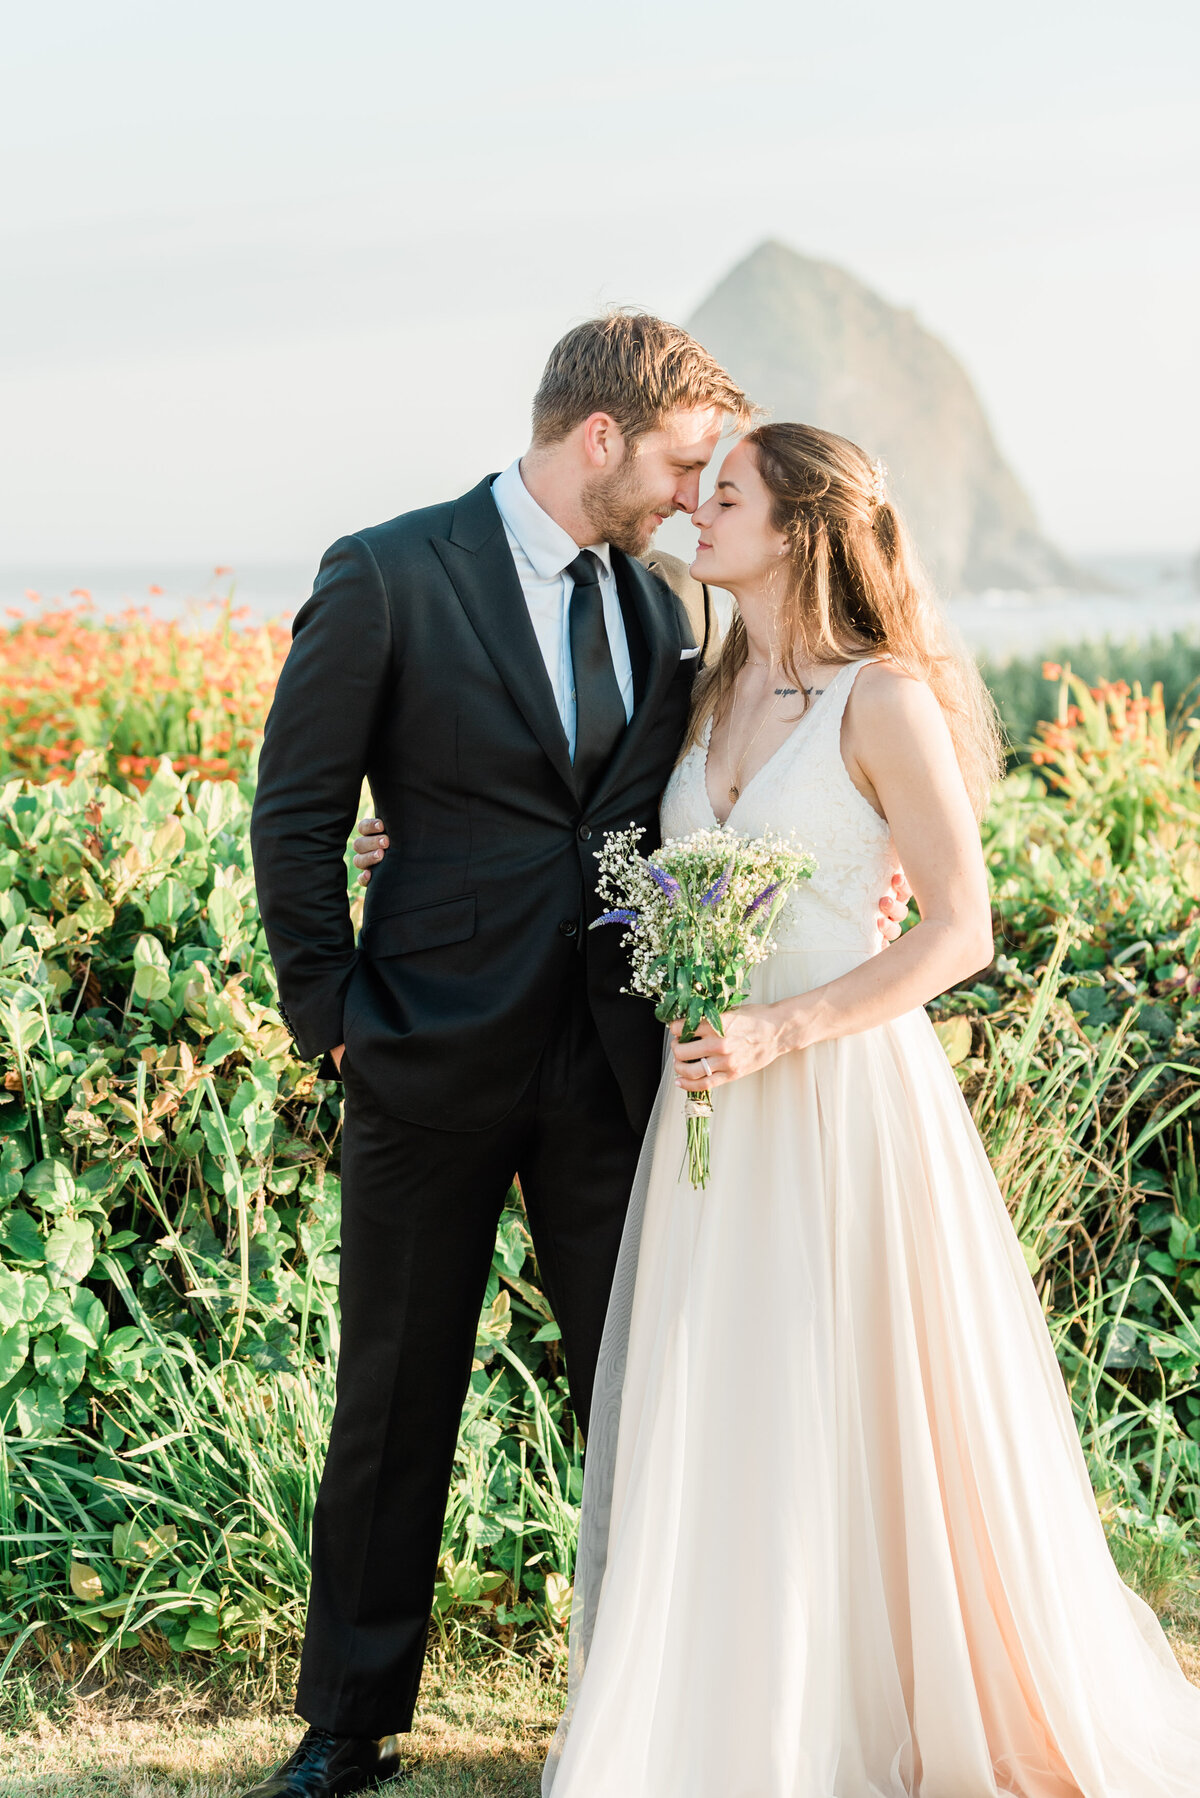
[581, 461, 676, 556]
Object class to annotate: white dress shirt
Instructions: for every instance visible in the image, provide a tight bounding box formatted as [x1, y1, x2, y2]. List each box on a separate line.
[491, 459, 635, 762]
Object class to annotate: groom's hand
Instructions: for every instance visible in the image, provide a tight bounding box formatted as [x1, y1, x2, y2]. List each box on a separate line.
[331, 1043, 346, 1072]
[877, 870, 912, 942]
[352, 815, 388, 885]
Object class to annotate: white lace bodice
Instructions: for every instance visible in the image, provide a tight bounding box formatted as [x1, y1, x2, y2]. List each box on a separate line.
[660, 659, 899, 956]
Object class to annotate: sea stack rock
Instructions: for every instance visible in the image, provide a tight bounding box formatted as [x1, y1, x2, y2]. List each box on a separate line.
[688, 240, 1078, 594]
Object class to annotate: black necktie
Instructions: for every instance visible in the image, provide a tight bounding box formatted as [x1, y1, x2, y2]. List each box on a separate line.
[566, 551, 626, 797]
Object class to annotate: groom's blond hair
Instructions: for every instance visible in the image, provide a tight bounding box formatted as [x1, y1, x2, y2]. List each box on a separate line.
[531, 311, 752, 447]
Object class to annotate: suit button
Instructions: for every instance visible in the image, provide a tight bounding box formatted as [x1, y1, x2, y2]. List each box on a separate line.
[577, 824, 592, 842]
[558, 919, 578, 938]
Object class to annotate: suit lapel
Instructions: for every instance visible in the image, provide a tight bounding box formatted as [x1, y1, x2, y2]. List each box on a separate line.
[432, 476, 576, 795]
[589, 550, 682, 813]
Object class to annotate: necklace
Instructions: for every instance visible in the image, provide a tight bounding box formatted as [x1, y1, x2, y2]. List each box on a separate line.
[725, 669, 826, 804]
[744, 659, 824, 700]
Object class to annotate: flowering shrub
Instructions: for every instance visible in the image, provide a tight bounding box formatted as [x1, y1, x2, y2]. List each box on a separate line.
[981, 633, 1200, 764]
[0, 595, 289, 790]
[0, 756, 574, 1669]
[1, 631, 1199, 1669]
[1030, 665, 1200, 867]
[925, 666, 1200, 1559]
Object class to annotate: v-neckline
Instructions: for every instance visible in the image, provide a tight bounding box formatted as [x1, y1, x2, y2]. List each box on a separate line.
[702, 661, 854, 828]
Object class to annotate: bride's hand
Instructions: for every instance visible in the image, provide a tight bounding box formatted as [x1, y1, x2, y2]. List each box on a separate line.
[352, 816, 388, 885]
[670, 1005, 795, 1091]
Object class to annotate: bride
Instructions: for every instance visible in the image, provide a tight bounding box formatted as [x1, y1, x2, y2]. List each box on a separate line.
[541, 423, 1200, 1796]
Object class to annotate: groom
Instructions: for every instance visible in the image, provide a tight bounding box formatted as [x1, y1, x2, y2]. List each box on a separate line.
[248, 313, 905, 1796]
[247, 313, 752, 1796]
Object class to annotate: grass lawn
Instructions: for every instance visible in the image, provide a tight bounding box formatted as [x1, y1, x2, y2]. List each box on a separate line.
[2, 1628, 1199, 1795]
[0, 1651, 558, 1798]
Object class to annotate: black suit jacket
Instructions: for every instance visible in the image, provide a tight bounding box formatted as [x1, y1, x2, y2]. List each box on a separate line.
[250, 474, 702, 1134]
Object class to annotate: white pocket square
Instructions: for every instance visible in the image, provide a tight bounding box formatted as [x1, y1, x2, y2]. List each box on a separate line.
[679, 646, 702, 660]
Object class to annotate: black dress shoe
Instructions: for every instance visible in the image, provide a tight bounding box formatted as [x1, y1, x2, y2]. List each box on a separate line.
[242, 1726, 408, 1797]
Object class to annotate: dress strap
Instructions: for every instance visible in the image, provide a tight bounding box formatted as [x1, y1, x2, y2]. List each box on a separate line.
[821, 657, 876, 729]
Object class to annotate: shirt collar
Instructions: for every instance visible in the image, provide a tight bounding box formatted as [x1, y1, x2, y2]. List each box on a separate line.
[492, 459, 613, 580]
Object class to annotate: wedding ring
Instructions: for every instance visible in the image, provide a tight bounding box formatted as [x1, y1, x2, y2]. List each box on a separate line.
[700, 1057, 713, 1079]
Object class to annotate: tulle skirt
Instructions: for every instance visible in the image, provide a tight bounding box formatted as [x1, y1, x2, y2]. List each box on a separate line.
[544, 949, 1200, 1798]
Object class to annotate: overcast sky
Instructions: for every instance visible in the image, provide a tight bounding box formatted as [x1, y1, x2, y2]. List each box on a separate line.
[3, 0, 1197, 571]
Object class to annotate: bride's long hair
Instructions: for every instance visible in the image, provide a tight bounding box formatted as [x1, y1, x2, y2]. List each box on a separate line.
[684, 422, 1004, 817]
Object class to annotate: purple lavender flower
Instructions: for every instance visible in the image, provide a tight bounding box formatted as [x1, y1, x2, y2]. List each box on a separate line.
[590, 909, 639, 929]
[647, 862, 681, 905]
[742, 881, 780, 921]
[700, 858, 735, 907]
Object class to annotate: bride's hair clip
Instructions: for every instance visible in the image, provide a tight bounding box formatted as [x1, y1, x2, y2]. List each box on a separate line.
[868, 459, 888, 508]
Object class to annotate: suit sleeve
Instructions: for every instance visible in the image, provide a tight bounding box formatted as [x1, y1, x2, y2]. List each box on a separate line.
[250, 534, 393, 1062]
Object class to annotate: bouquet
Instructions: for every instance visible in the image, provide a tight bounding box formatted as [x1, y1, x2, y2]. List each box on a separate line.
[590, 826, 816, 1188]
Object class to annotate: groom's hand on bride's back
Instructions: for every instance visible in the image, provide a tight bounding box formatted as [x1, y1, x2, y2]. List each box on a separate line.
[878, 871, 912, 943]
[352, 818, 912, 935]
[332, 818, 388, 1069]
[352, 815, 388, 884]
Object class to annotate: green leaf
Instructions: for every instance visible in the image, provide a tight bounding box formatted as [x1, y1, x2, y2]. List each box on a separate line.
[23, 1158, 76, 1212]
[73, 898, 115, 934]
[0, 1139, 25, 1202]
[0, 1320, 29, 1384]
[207, 888, 244, 939]
[0, 1209, 44, 1263]
[146, 878, 187, 928]
[203, 1029, 240, 1067]
[150, 816, 186, 862]
[265, 1165, 301, 1195]
[531, 1321, 562, 1343]
[1137, 1003, 1175, 1044]
[113, 1520, 177, 1564]
[19, 1272, 50, 1320]
[69, 1560, 104, 1602]
[100, 1414, 125, 1449]
[44, 1217, 95, 1285]
[36, 1329, 87, 1393]
[934, 1016, 974, 1067]
[133, 932, 169, 969]
[70, 1289, 108, 1347]
[0, 1265, 24, 1329]
[14, 1378, 65, 1439]
[132, 964, 171, 1002]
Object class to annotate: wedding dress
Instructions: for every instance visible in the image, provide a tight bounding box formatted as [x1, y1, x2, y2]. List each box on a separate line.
[544, 659, 1200, 1797]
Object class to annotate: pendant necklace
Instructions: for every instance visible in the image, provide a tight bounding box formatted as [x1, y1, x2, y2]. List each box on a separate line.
[727, 666, 826, 804]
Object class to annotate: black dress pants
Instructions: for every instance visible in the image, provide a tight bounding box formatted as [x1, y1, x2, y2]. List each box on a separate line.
[295, 964, 645, 1736]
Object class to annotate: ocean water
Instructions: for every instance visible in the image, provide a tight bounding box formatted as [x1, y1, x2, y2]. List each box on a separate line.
[2, 552, 1197, 664]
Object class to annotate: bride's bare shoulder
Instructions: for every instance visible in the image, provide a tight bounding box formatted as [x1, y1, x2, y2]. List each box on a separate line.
[845, 661, 952, 764]
[851, 659, 937, 713]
